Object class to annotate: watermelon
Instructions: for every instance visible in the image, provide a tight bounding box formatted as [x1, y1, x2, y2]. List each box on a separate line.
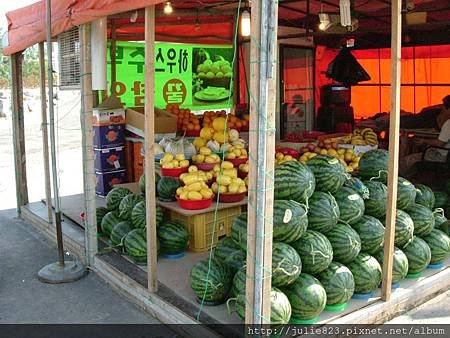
[403, 236, 432, 274]
[274, 161, 316, 204]
[415, 184, 435, 209]
[307, 155, 347, 195]
[124, 228, 148, 263]
[392, 209, 415, 248]
[290, 230, 333, 274]
[346, 253, 382, 294]
[334, 187, 365, 225]
[351, 215, 385, 255]
[106, 187, 132, 210]
[272, 200, 308, 243]
[307, 191, 340, 233]
[235, 288, 291, 325]
[272, 242, 302, 287]
[157, 177, 180, 201]
[231, 267, 246, 297]
[118, 194, 144, 220]
[139, 172, 161, 195]
[396, 177, 416, 210]
[100, 211, 122, 237]
[131, 201, 164, 229]
[157, 221, 189, 254]
[434, 191, 448, 209]
[190, 258, 232, 303]
[96, 207, 109, 233]
[374, 247, 409, 284]
[110, 221, 133, 247]
[214, 238, 245, 273]
[363, 180, 388, 219]
[358, 149, 388, 182]
[434, 209, 447, 228]
[344, 177, 370, 199]
[231, 213, 248, 251]
[422, 229, 450, 265]
[405, 204, 435, 237]
[325, 223, 361, 264]
[281, 273, 327, 320]
[316, 262, 355, 305]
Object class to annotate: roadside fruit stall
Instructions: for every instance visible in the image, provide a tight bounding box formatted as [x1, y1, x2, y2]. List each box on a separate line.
[4, 0, 450, 333]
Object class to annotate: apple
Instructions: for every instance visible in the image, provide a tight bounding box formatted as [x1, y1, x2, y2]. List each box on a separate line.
[314, 147, 321, 154]
[307, 143, 316, 152]
[324, 144, 332, 150]
[331, 142, 338, 149]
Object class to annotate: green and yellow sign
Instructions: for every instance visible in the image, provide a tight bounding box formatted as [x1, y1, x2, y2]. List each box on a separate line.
[107, 41, 234, 110]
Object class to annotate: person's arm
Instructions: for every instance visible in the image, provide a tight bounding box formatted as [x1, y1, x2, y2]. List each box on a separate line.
[418, 138, 445, 147]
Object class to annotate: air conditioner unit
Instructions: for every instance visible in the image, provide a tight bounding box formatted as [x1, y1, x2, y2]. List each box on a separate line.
[57, 27, 80, 90]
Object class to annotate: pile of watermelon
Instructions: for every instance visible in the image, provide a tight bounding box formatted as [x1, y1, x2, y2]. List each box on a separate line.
[97, 177, 189, 264]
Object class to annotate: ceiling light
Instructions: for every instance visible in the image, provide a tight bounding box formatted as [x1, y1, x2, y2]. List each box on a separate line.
[340, 0, 352, 27]
[164, 1, 173, 15]
[240, 10, 251, 37]
[318, 13, 331, 31]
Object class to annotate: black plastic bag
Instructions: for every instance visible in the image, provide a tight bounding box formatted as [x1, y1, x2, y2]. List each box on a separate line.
[326, 47, 371, 86]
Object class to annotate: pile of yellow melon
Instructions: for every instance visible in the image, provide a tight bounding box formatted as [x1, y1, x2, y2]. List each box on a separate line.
[160, 153, 190, 169]
[177, 167, 214, 200]
[211, 161, 247, 194]
[224, 144, 247, 160]
[192, 147, 221, 164]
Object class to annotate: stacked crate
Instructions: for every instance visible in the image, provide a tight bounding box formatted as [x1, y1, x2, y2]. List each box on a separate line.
[93, 107, 127, 196]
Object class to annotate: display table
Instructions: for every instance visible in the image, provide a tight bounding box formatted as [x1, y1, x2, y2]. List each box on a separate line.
[156, 197, 247, 216]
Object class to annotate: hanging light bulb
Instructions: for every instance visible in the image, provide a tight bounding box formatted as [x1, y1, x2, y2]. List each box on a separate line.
[164, 1, 173, 15]
[318, 13, 331, 31]
[240, 10, 251, 37]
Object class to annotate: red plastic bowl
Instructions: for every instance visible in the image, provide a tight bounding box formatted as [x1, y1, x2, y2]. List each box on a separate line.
[184, 130, 201, 137]
[160, 166, 189, 178]
[215, 192, 246, 203]
[176, 196, 213, 210]
[194, 161, 220, 171]
[228, 158, 248, 167]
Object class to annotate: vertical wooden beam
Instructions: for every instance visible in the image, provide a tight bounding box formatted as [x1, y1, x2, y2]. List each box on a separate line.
[110, 21, 117, 96]
[10, 52, 28, 210]
[144, 6, 158, 292]
[80, 24, 98, 264]
[381, 0, 402, 301]
[245, 0, 278, 324]
[38, 42, 53, 223]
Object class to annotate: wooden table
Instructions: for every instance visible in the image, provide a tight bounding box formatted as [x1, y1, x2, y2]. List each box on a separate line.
[156, 197, 248, 217]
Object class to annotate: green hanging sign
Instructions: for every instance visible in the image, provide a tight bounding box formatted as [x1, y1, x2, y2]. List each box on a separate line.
[107, 41, 234, 110]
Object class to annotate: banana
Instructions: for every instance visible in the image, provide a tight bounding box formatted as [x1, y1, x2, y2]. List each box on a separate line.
[361, 128, 374, 136]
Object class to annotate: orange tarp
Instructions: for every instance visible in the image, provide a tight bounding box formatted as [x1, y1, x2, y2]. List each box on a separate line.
[4, 0, 165, 56]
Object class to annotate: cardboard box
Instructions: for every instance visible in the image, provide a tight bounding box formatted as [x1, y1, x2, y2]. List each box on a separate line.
[96, 169, 127, 196]
[93, 124, 125, 149]
[126, 107, 177, 135]
[93, 96, 125, 126]
[94, 146, 125, 172]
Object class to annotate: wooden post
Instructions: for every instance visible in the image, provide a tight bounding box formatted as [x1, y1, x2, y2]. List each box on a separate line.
[144, 6, 158, 292]
[381, 0, 402, 301]
[110, 22, 117, 96]
[38, 42, 53, 223]
[80, 23, 98, 264]
[245, 0, 278, 324]
[10, 52, 28, 210]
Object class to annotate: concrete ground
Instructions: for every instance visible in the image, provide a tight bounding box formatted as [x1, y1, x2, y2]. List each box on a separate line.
[0, 208, 171, 330]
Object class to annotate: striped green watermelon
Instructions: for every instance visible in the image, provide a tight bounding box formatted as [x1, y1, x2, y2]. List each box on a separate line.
[214, 238, 245, 273]
[235, 288, 291, 325]
[307, 155, 347, 195]
[124, 228, 148, 263]
[272, 200, 308, 243]
[403, 236, 431, 274]
[131, 201, 164, 229]
[374, 247, 408, 284]
[358, 149, 388, 182]
[274, 161, 316, 204]
[397, 177, 416, 210]
[390, 209, 415, 248]
[231, 213, 248, 251]
[326, 223, 361, 264]
[334, 187, 365, 225]
[415, 184, 435, 209]
[139, 172, 161, 195]
[347, 253, 382, 294]
[344, 177, 370, 199]
[272, 242, 302, 287]
[231, 267, 246, 297]
[439, 220, 450, 236]
[316, 262, 355, 305]
[434, 191, 448, 209]
[100, 211, 122, 237]
[434, 209, 447, 228]
[190, 258, 232, 303]
[106, 187, 132, 210]
[307, 192, 340, 233]
[96, 207, 109, 233]
[290, 230, 333, 274]
[363, 180, 388, 219]
[157, 177, 180, 202]
[405, 204, 435, 237]
[157, 221, 189, 254]
[282, 273, 326, 320]
[110, 221, 133, 247]
[351, 215, 385, 255]
[422, 229, 450, 264]
[118, 194, 144, 220]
